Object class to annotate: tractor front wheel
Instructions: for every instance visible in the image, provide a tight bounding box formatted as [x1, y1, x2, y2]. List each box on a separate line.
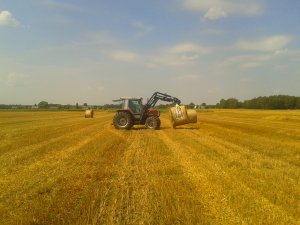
[113, 112, 133, 130]
[145, 116, 160, 130]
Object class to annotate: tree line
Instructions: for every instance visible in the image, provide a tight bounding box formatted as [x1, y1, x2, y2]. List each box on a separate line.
[216, 95, 300, 109]
[1, 95, 300, 110]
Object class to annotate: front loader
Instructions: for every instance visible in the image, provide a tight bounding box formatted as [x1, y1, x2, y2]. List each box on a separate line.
[112, 92, 181, 130]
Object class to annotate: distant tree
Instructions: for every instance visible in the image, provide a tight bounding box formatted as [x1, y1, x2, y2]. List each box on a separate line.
[201, 103, 207, 107]
[76, 103, 79, 109]
[296, 98, 300, 109]
[227, 98, 240, 108]
[219, 99, 226, 108]
[285, 96, 297, 109]
[83, 103, 88, 107]
[188, 102, 195, 109]
[220, 95, 300, 110]
[38, 101, 48, 108]
[218, 98, 240, 109]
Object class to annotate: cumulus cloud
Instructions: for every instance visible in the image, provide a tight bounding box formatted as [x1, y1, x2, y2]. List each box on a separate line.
[149, 42, 211, 67]
[222, 48, 300, 69]
[222, 54, 273, 68]
[111, 51, 138, 62]
[235, 35, 292, 52]
[204, 7, 227, 20]
[0, 11, 20, 27]
[169, 42, 211, 54]
[181, 0, 262, 20]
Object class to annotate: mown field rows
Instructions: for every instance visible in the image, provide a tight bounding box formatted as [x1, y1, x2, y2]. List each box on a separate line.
[0, 110, 299, 224]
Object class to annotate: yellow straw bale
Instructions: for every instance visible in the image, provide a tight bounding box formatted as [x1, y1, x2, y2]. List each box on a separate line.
[169, 105, 197, 128]
[187, 109, 197, 123]
[85, 109, 94, 118]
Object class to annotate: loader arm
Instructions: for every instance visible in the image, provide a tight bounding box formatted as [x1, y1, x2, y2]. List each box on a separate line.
[144, 92, 181, 110]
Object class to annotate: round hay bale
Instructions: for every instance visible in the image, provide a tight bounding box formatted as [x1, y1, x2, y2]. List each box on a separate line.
[85, 109, 94, 118]
[169, 105, 189, 128]
[187, 109, 197, 123]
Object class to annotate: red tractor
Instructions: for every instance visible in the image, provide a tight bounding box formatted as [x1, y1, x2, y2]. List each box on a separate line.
[113, 92, 181, 130]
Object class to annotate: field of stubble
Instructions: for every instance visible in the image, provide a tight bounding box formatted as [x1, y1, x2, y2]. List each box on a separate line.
[0, 110, 299, 225]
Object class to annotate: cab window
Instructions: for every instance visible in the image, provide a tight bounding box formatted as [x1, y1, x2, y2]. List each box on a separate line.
[128, 100, 141, 114]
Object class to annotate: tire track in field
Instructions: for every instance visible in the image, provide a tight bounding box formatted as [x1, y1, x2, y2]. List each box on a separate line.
[185, 121, 300, 170]
[157, 128, 297, 224]
[201, 122, 300, 166]
[202, 116, 300, 132]
[77, 131, 142, 225]
[0, 114, 112, 167]
[0, 124, 129, 224]
[174, 128, 299, 221]
[81, 129, 205, 225]
[107, 131, 159, 225]
[156, 129, 244, 225]
[188, 127, 299, 173]
[110, 132, 145, 225]
[0, 121, 94, 155]
[0, 119, 115, 200]
[0, 116, 112, 180]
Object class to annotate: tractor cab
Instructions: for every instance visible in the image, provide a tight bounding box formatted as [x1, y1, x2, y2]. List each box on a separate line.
[125, 98, 143, 114]
[113, 97, 143, 119]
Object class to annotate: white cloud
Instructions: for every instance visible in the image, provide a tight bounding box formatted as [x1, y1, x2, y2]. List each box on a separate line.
[222, 54, 272, 68]
[236, 35, 293, 52]
[149, 42, 211, 67]
[181, 0, 262, 20]
[222, 48, 300, 69]
[273, 48, 289, 56]
[204, 7, 227, 20]
[169, 42, 211, 54]
[111, 51, 138, 62]
[180, 55, 199, 61]
[0, 11, 20, 27]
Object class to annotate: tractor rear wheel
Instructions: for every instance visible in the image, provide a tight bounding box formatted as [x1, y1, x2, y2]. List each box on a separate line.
[145, 116, 160, 130]
[113, 112, 133, 130]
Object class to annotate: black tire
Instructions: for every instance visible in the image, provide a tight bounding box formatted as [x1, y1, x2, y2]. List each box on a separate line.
[145, 116, 160, 130]
[113, 112, 133, 130]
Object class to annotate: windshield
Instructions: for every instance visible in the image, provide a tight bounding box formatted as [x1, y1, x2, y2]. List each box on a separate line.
[128, 100, 141, 114]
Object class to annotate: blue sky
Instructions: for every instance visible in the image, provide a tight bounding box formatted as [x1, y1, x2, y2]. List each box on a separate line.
[0, 0, 299, 105]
